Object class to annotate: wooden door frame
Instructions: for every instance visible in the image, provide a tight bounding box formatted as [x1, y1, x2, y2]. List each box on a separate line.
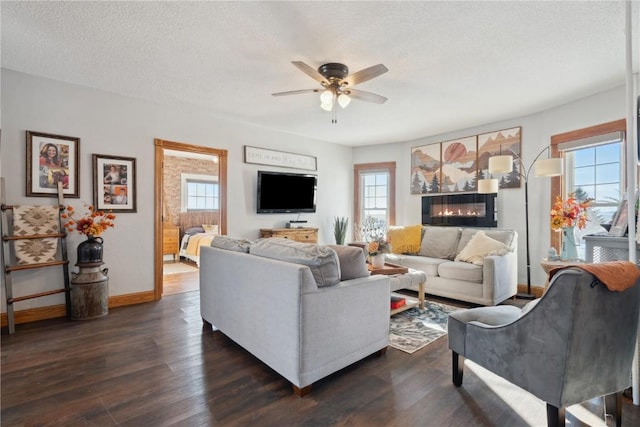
[154, 139, 228, 300]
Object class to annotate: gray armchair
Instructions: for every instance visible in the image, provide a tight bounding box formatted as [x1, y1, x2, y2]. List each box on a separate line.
[447, 267, 640, 427]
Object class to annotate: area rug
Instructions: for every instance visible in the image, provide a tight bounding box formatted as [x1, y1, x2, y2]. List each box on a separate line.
[389, 301, 461, 354]
[163, 262, 199, 275]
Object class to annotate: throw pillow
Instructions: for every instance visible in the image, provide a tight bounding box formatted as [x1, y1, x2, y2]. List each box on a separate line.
[387, 224, 422, 254]
[454, 231, 511, 266]
[210, 235, 252, 253]
[419, 226, 461, 260]
[326, 245, 369, 280]
[250, 238, 340, 287]
[184, 226, 205, 235]
[202, 224, 218, 233]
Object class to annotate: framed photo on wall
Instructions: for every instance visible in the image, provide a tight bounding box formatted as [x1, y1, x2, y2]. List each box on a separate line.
[26, 131, 80, 198]
[93, 154, 137, 213]
[609, 196, 628, 237]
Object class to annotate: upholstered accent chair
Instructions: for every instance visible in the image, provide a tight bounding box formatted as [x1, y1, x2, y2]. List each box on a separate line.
[447, 266, 640, 427]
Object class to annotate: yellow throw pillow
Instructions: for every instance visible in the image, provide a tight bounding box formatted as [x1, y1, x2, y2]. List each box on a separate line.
[202, 224, 218, 234]
[387, 224, 422, 254]
[454, 231, 510, 266]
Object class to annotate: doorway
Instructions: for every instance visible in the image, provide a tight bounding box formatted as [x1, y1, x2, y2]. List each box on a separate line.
[154, 139, 228, 299]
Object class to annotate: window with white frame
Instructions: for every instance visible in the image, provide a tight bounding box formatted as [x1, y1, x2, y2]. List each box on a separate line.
[181, 173, 219, 211]
[353, 162, 396, 241]
[561, 134, 624, 224]
[559, 132, 624, 259]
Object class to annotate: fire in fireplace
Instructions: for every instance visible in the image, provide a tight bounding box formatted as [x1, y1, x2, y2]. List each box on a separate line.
[422, 193, 497, 227]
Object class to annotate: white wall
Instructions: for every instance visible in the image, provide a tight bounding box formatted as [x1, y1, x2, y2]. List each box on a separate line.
[1, 68, 635, 309]
[0, 69, 354, 310]
[354, 84, 630, 287]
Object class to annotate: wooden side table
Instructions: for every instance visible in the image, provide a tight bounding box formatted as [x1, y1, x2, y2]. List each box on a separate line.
[540, 258, 584, 292]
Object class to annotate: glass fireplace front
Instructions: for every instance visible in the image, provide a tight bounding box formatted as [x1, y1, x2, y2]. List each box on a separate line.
[421, 194, 497, 227]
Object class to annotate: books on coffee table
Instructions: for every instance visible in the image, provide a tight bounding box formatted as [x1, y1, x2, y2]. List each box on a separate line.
[391, 296, 406, 309]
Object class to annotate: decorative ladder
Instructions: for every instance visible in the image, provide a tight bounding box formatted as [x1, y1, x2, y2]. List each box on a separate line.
[0, 179, 71, 334]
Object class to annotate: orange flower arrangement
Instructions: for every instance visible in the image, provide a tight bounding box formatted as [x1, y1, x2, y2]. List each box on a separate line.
[550, 193, 592, 231]
[368, 238, 391, 256]
[62, 205, 116, 237]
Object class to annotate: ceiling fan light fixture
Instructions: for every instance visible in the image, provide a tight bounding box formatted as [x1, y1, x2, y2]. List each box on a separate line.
[320, 89, 335, 104]
[337, 93, 351, 108]
[320, 101, 333, 112]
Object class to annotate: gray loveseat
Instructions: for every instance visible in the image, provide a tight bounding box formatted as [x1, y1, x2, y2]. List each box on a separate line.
[199, 237, 391, 396]
[385, 226, 518, 306]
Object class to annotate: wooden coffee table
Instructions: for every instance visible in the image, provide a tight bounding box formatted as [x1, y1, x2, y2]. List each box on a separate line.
[369, 262, 426, 315]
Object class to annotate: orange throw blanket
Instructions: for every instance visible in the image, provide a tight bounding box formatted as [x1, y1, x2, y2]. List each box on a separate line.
[549, 261, 640, 292]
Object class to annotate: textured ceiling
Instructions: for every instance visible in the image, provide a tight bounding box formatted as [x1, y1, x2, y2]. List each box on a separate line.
[2, 1, 638, 146]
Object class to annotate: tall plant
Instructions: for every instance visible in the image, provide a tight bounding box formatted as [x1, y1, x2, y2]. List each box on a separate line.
[333, 216, 349, 245]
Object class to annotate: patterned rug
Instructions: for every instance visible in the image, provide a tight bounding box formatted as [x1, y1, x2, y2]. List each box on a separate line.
[389, 300, 461, 354]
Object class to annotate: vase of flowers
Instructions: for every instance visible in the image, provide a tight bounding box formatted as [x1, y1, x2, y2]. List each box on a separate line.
[63, 205, 116, 264]
[550, 193, 591, 261]
[368, 238, 391, 268]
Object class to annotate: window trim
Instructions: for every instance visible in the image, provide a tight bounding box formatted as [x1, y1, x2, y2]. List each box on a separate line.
[181, 173, 219, 212]
[550, 119, 626, 251]
[354, 162, 396, 241]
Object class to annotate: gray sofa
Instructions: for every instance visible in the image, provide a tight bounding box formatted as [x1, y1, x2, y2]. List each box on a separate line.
[385, 226, 518, 306]
[199, 238, 391, 396]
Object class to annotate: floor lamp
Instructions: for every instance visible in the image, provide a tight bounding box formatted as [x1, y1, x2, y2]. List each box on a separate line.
[478, 146, 563, 299]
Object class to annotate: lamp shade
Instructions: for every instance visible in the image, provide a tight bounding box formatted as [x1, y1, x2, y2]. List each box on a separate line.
[337, 93, 351, 108]
[320, 102, 333, 112]
[488, 155, 513, 173]
[534, 157, 563, 177]
[477, 179, 499, 194]
[320, 89, 334, 104]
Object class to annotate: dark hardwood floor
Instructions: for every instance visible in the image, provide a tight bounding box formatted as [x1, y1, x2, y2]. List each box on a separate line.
[2, 285, 639, 426]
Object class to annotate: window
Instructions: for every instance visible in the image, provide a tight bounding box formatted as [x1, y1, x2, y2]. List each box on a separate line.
[551, 119, 627, 258]
[354, 162, 396, 241]
[564, 141, 623, 224]
[186, 180, 219, 211]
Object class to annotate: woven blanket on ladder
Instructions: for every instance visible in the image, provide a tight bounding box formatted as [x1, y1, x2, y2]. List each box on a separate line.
[12, 205, 59, 264]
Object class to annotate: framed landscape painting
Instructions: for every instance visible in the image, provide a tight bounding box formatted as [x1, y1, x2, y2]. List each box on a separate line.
[411, 143, 441, 194]
[440, 136, 477, 193]
[477, 127, 522, 189]
[93, 154, 137, 213]
[26, 131, 80, 198]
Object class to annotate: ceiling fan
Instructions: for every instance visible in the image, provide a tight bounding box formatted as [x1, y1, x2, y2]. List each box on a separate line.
[272, 61, 388, 122]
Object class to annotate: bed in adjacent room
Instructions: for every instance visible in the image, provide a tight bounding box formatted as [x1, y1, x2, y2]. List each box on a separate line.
[178, 212, 219, 267]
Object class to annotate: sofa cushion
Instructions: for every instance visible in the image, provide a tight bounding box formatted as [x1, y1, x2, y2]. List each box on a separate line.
[456, 229, 515, 255]
[455, 231, 511, 266]
[326, 245, 369, 280]
[210, 235, 252, 253]
[387, 254, 446, 277]
[250, 238, 340, 287]
[387, 224, 422, 254]
[438, 261, 483, 283]
[419, 226, 461, 260]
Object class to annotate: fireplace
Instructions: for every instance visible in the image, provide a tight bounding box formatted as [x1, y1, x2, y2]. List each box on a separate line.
[422, 193, 497, 227]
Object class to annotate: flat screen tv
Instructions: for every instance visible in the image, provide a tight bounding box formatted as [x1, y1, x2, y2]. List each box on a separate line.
[257, 171, 317, 213]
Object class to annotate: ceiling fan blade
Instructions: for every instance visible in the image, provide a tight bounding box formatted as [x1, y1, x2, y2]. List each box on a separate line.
[343, 64, 388, 86]
[272, 89, 320, 97]
[291, 61, 328, 85]
[347, 88, 387, 104]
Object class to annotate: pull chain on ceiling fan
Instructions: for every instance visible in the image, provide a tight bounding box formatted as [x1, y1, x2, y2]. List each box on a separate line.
[272, 61, 388, 123]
